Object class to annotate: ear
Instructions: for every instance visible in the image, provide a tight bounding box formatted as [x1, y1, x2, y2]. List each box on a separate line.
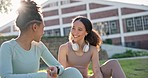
[32, 23, 38, 32]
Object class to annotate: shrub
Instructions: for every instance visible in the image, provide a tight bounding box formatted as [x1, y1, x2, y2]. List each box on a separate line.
[111, 50, 148, 58]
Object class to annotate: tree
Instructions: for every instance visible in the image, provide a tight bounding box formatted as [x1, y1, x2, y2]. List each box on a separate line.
[0, 0, 12, 13]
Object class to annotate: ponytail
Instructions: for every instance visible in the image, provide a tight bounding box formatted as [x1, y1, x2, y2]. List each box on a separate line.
[85, 29, 102, 48]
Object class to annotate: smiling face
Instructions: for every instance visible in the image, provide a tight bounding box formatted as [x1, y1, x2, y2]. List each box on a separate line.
[70, 20, 88, 43]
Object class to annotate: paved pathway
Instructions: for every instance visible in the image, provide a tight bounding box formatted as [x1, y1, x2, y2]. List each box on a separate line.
[116, 56, 148, 60]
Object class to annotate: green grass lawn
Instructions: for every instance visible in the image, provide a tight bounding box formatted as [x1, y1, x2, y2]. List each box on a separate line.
[88, 58, 148, 78]
[119, 58, 148, 78]
[40, 58, 148, 78]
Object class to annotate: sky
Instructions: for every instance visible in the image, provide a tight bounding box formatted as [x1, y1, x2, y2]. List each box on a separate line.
[0, 0, 148, 27]
[0, 0, 47, 27]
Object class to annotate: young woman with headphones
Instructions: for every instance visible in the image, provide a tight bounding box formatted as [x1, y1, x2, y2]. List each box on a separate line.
[58, 16, 126, 78]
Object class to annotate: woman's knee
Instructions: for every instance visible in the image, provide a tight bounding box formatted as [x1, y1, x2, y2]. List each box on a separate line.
[108, 59, 119, 65]
[58, 67, 83, 78]
[65, 67, 80, 73]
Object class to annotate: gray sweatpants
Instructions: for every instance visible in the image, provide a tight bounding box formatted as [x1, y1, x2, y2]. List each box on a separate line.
[58, 67, 83, 78]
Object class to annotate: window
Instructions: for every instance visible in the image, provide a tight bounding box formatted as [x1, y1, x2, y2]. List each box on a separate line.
[93, 22, 105, 35]
[126, 18, 134, 32]
[44, 29, 60, 36]
[54, 29, 60, 36]
[110, 21, 117, 34]
[125, 42, 140, 48]
[44, 30, 53, 36]
[134, 17, 143, 31]
[93, 22, 101, 31]
[104, 22, 110, 35]
[93, 21, 119, 35]
[143, 16, 148, 30]
[126, 18, 133, 27]
[49, 2, 58, 7]
[61, 0, 70, 5]
[110, 21, 116, 29]
[64, 27, 71, 36]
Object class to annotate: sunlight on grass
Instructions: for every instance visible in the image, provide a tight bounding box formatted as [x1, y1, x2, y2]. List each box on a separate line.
[119, 58, 148, 78]
[38, 70, 46, 72]
[87, 58, 148, 78]
[39, 58, 148, 78]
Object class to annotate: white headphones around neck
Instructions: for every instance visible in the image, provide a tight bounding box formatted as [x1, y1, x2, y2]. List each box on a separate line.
[71, 41, 89, 53]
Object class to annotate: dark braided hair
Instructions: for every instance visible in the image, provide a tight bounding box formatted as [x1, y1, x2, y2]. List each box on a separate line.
[69, 16, 102, 48]
[16, 0, 43, 32]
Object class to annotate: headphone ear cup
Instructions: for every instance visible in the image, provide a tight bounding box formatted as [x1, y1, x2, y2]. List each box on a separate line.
[83, 44, 89, 52]
[72, 43, 79, 51]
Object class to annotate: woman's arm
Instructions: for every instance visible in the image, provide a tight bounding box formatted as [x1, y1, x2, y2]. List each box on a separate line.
[91, 47, 103, 78]
[58, 43, 68, 68]
[40, 42, 64, 76]
[0, 42, 47, 78]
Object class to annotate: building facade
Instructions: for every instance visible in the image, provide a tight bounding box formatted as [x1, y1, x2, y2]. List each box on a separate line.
[0, 0, 148, 50]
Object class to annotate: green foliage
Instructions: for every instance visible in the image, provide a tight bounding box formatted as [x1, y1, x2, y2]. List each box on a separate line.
[0, 35, 17, 43]
[0, 0, 12, 13]
[111, 50, 148, 58]
[103, 39, 112, 44]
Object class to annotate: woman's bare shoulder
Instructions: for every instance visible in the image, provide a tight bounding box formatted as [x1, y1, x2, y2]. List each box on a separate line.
[59, 42, 70, 51]
[90, 45, 100, 53]
[60, 42, 69, 48]
[58, 42, 70, 55]
[90, 45, 98, 50]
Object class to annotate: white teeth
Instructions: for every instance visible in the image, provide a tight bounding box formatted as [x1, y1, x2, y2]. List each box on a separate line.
[74, 36, 78, 38]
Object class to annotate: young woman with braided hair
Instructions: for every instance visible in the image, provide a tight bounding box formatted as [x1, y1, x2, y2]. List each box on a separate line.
[0, 0, 83, 78]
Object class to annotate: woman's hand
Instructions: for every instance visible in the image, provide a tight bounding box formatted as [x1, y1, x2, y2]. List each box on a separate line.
[47, 66, 58, 78]
[47, 72, 52, 78]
